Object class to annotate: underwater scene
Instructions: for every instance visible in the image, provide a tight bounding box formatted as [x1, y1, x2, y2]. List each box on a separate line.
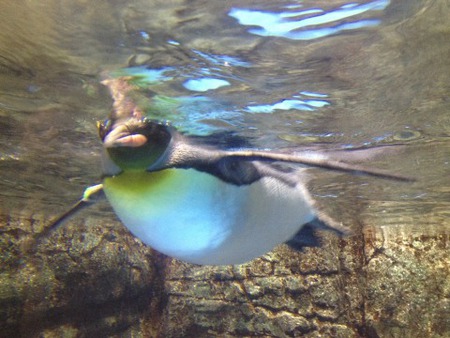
[0, 0, 449, 336]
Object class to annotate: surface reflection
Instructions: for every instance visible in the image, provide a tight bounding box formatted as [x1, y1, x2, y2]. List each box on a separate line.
[245, 92, 330, 113]
[229, 0, 390, 40]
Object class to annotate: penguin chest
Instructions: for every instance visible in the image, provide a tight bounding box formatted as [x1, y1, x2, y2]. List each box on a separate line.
[103, 169, 316, 265]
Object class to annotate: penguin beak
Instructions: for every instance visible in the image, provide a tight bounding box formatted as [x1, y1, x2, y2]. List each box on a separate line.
[111, 134, 148, 148]
[102, 123, 148, 148]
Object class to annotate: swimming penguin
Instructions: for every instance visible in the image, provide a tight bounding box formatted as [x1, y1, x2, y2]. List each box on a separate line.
[43, 78, 414, 265]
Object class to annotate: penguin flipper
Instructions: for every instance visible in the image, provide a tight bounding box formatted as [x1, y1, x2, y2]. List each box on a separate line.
[221, 149, 415, 182]
[178, 153, 303, 186]
[36, 184, 104, 242]
[285, 223, 322, 251]
[286, 216, 349, 252]
[170, 141, 414, 183]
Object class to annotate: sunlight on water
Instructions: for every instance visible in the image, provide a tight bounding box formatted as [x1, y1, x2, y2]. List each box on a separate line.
[183, 78, 230, 92]
[245, 93, 330, 113]
[108, 65, 331, 134]
[191, 49, 252, 68]
[229, 0, 390, 40]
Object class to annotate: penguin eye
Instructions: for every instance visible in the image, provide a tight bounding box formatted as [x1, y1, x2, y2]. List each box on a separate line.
[97, 119, 112, 141]
[129, 117, 152, 135]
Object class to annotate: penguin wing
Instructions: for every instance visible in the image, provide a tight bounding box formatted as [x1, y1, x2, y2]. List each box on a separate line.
[219, 149, 415, 182]
[166, 142, 415, 185]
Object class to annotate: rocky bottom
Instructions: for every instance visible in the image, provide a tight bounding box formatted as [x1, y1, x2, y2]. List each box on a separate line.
[0, 214, 449, 338]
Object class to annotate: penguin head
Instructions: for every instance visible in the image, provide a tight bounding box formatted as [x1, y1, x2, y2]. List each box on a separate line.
[98, 117, 172, 172]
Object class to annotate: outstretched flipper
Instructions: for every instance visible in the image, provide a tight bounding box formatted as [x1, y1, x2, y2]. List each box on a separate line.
[215, 149, 415, 182]
[166, 137, 416, 186]
[36, 184, 104, 242]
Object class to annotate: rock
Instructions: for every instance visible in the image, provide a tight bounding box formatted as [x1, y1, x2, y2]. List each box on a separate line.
[0, 213, 449, 337]
[0, 214, 165, 337]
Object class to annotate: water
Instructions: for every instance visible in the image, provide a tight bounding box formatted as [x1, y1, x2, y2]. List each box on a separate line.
[0, 0, 449, 233]
[0, 1, 449, 337]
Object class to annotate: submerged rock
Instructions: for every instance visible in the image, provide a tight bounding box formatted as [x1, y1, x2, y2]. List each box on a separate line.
[0, 213, 448, 337]
[0, 214, 165, 337]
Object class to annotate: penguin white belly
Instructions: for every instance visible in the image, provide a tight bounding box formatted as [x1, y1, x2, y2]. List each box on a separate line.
[103, 168, 315, 265]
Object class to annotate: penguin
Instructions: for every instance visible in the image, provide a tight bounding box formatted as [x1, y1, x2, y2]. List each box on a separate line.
[42, 78, 414, 265]
[44, 117, 414, 265]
